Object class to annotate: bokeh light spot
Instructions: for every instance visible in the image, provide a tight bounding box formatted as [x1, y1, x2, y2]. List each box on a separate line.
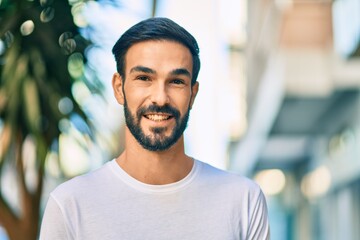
[59, 133, 89, 178]
[0, 40, 4, 55]
[301, 165, 332, 199]
[40, 0, 53, 6]
[20, 20, 35, 36]
[59, 32, 73, 46]
[58, 118, 71, 133]
[72, 2, 88, 27]
[40, 7, 55, 22]
[68, 53, 84, 78]
[68, 0, 83, 6]
[63, 39, 76, 55]
[59, 32, 76, 55]
[72, 81, 91, 106]
[45, 151, 61, 178]
[254, 169, 286, 196]
[58, 97, 74, 115]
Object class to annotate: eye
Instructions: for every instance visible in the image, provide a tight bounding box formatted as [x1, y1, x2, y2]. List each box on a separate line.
[170, 79, 185, 85]
[136, 75, 150, 81]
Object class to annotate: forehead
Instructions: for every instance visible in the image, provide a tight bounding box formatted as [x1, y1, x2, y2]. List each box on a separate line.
[124, 40, 193, 74]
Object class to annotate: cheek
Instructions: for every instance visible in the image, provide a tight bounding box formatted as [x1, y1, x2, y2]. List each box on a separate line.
[174, 94, 192, 113]
[124, 86, 147, 106]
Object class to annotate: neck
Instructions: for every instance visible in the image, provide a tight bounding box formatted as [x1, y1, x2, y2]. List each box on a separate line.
[116, 129, 193, 185]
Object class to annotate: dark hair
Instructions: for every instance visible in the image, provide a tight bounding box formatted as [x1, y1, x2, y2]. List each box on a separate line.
[112, 17, 200, 85]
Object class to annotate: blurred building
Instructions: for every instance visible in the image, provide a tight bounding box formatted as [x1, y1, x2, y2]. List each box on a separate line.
[228, 0, 360, 239]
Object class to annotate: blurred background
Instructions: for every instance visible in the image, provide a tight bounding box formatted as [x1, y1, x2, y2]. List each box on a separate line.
[0, 0, 359, 239]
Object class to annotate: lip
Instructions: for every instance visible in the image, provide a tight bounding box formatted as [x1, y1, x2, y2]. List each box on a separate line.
[142, 114, 175, 130]
[143, 113, 174, 122]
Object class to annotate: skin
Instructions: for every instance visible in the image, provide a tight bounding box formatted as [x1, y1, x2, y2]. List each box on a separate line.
[112, 40, 199, 185]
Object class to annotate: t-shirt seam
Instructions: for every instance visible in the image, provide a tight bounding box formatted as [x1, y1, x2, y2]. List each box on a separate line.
[50, 193, 75, 239]
[246, 187, 264, 239]
[108, 159, 202, 195]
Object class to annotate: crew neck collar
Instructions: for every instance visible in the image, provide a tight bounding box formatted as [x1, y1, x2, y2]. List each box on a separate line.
[108, 158, 201, 194]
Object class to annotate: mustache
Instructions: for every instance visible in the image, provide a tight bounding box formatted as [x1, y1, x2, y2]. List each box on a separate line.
[137, 104, 180, 119]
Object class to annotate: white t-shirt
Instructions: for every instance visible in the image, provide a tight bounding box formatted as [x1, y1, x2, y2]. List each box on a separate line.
[40, 159, 270, 240]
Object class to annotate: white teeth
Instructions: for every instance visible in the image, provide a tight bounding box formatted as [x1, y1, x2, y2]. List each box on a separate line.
[146, 114, 170, 121]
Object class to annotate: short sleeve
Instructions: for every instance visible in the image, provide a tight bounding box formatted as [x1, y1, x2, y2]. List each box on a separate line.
[39, 195, 72, 240]
[246, 190, 270, 240]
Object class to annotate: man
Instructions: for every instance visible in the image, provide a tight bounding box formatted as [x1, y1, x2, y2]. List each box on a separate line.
[40, 17, 270, 240]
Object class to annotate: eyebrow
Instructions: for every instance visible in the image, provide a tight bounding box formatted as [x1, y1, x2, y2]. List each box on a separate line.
[129, 65, 191, 78]
[170, 68, 191, 78]
[130, 66, 156, 74]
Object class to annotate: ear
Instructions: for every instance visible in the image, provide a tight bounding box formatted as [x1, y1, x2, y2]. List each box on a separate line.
[189, 81, 199, 109]
[112, 73, 125, 105]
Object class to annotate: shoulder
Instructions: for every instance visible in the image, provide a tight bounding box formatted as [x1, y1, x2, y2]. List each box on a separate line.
[50, 160, 115, 202]
[196, 160, 263, 199]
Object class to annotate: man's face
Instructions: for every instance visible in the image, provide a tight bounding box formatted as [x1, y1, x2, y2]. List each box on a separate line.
[113, 40, 199, 151]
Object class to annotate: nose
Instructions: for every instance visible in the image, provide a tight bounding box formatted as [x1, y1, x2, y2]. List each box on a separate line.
[150, 83, 170, 106]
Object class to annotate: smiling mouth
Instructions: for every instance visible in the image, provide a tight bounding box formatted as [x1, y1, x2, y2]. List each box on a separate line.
[144, 114, 173, 122]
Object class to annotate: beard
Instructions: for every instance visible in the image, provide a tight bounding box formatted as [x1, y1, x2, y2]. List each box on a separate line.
[123, 100, 190, 152]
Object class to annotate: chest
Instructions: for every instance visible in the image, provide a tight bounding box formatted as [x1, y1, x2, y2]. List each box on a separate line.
[70, 191, 244, 240]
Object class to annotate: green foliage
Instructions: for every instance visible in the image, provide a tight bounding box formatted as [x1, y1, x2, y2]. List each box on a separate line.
[0, 0, 105, 158]
[0, 0, 102, 239]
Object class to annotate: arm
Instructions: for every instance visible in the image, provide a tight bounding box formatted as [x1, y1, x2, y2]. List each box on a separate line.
[246, 190, 270, 240]
[39, 195, 72, 240]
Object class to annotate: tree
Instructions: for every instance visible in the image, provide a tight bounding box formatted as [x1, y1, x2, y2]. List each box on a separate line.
[0, 0, 100, 239]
